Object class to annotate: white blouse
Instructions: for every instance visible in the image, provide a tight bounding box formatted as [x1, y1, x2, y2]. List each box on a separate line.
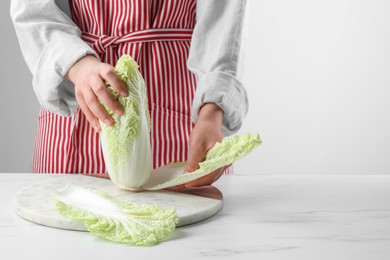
[10, 0, 249, 136]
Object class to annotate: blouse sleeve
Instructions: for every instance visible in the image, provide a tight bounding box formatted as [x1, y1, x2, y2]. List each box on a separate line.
[10, 0, 98, 116]
[187, 0, 249, 136]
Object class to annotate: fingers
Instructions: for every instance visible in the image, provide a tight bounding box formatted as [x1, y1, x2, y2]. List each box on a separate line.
[184, 167, 225, 188]
[184, 142, 206, 173]
[69, 56, 130, 130]
[170, 141, 206, 190]
[90, 76, 124, 117]
[74, 63, 131, 131]
[75, 89, 101, 132]
[180, 138, 222, 188]
[170, 166, 225, 191]
[83, 88, 114, 126]
[100, 64, 128, 97]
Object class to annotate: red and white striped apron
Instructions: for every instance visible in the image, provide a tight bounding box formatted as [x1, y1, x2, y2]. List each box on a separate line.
[32, 0, 232, 175]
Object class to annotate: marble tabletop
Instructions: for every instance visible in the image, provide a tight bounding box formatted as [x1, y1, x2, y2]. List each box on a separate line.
[1, 173, 390, 260]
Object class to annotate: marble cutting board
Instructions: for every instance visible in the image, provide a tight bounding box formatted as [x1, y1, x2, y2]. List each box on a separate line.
[14, 175, 223, 230]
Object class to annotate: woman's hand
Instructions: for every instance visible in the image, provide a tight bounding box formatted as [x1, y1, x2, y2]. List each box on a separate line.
[180, 103, 226, 188]
[66, 55, 129, 132]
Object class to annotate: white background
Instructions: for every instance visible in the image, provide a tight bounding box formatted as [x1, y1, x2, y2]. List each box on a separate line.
[1, 0, 390, 174]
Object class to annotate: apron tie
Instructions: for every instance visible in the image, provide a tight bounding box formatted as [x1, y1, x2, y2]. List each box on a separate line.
[81, 28, 194, 62]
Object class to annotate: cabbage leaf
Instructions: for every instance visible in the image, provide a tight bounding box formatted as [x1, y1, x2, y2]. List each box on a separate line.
[144, 133, 262, 190]
[53, 185, 178, 246]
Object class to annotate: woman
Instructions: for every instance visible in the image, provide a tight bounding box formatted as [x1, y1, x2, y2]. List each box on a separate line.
[10, 0, 248, 187]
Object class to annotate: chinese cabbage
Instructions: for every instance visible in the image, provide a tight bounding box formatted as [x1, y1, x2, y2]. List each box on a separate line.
[100, 55, 152, 191]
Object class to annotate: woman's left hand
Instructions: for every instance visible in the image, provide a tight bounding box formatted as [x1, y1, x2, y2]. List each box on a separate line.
[179, 103, 226, 188]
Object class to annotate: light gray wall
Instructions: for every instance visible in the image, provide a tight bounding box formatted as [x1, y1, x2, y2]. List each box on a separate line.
[1, 1, 390, 174]
[1, 1, 40, 172]
[235, 0, 390, 175]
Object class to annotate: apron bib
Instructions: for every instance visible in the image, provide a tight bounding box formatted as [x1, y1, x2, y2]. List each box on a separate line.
[32, 0, 232, 175]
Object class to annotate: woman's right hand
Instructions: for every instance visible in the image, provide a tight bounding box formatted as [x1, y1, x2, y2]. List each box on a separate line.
[66, 55, 129, 132]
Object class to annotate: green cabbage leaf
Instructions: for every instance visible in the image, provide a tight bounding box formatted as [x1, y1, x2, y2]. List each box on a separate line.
[52, 185, 178, 246]
[144, 133, 262, 190]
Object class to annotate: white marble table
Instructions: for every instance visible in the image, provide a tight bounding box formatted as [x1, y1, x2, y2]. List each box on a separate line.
[1, 173, 390, 260]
